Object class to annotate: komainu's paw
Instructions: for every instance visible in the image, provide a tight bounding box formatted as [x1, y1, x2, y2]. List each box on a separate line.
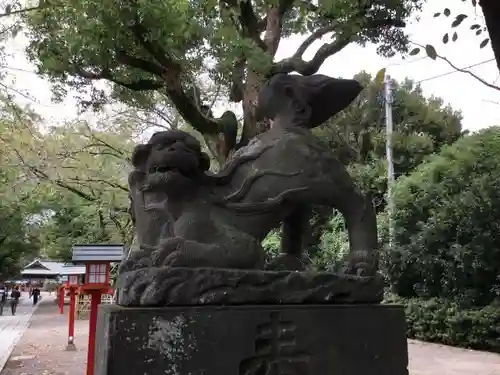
[152, 237, 184, 266]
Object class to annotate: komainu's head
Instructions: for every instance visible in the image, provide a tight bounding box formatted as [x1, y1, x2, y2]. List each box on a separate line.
[130, 130, 210, 194]
[256, 73, 363, 128]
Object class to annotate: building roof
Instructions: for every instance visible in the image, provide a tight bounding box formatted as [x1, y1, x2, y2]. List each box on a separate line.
[20, 259, 85, 277]
[60, 266, 86, 275]
[72, 244, 124, 263]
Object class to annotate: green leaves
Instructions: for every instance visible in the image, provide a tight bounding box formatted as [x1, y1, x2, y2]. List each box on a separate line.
[451, 14, 468, 27]
[387, 127, 500, 305]
[406, 44, 439, 62]
[425, 44, 437, 60]
[0, 98, 136, 258]
[480, 38, 490, 48]
[390, 296, 500, 352]
[430, 6, 488, 53]
[409, 47, 420, 56]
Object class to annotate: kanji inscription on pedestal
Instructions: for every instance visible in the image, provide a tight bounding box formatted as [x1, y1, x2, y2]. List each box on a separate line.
[239, 312, 310, 375]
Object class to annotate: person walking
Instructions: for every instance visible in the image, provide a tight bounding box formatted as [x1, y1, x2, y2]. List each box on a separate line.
[10, 286, 21, 315]
[0, 284, 6, 315]
[31, 287, 41, 305]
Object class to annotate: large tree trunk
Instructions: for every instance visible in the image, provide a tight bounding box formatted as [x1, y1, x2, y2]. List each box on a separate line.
[480, 0, 500, 72]
[239, 7, 284, 145]
[241, 69, 267, 141]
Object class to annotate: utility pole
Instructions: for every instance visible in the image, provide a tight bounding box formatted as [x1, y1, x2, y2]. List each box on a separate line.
[384, 74, 395, 249]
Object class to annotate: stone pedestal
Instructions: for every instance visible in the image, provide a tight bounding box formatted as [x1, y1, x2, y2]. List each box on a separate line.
[95, 304, 408, 375]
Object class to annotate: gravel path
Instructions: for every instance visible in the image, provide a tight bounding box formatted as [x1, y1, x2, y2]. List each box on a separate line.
[2, 299, 500, 375]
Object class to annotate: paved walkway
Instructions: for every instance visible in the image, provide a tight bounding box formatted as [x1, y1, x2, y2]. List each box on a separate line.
[1, 296, 87, 375]
[0, 293, 39, 373]
[408, 339, 500, 375]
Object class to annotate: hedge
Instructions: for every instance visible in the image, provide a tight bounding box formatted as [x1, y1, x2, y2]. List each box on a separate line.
[384, 296, 500, 353]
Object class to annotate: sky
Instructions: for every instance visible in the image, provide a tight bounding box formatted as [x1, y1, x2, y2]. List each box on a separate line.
[2, 0, 500, 132]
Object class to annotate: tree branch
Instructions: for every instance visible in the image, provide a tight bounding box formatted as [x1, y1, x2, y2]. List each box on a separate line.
[238, 0, 267, 50]
[76, 67, 165, 91]
[125, 16, 229, 136]
[219, 0, 266, 50]
[272, 17, 404, 76]
[272, 35, 350, 76]
[80, 124, 131, 160]
[0, 4, 41, 19]
[295, 24, 338, 57]
[11, 148, 128, 213]
[258, 0, 308, 31]
[67, 177, 129, 192]
[128, 21, 181, 74]
[115, 49, 165, 76]
[412, 42, 499, 92]
[439, 57, 499, 91]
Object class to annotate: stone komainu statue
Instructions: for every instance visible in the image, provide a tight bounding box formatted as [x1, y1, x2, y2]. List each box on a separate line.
[118, 73, 381, 306]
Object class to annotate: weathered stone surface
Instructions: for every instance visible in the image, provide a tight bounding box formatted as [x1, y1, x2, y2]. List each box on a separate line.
[124, 73, 379, 281]
[95, 304, 408, 375]
[116, 267, 384, 306]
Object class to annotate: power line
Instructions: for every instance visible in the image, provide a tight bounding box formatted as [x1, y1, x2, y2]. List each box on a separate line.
[386, 56, 428, 67]
[416, 58, 495, 83]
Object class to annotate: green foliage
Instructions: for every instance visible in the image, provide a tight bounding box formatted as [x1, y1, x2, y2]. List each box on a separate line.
[0, 102, 47, 278]
[315, 71, 463, 208]
[385, 295, 500, 352]
[39, 195, 128, 261]
[0, 96, 135, 270]
[313, 213, 349, 271]
[20, 0, 423, 137]
[0, 200, 41, 279]
[262, 229, 280, 261]
[386, 127, 500, 305]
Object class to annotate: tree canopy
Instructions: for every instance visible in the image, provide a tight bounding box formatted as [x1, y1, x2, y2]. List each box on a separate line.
[0, 97, 136, 269]
[19, 0, 422, 161]
[0, 100, 47, 278]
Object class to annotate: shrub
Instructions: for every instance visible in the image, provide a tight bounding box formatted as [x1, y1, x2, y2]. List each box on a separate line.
[385, 128, 500, 305]
[385, 295, 500, 352]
